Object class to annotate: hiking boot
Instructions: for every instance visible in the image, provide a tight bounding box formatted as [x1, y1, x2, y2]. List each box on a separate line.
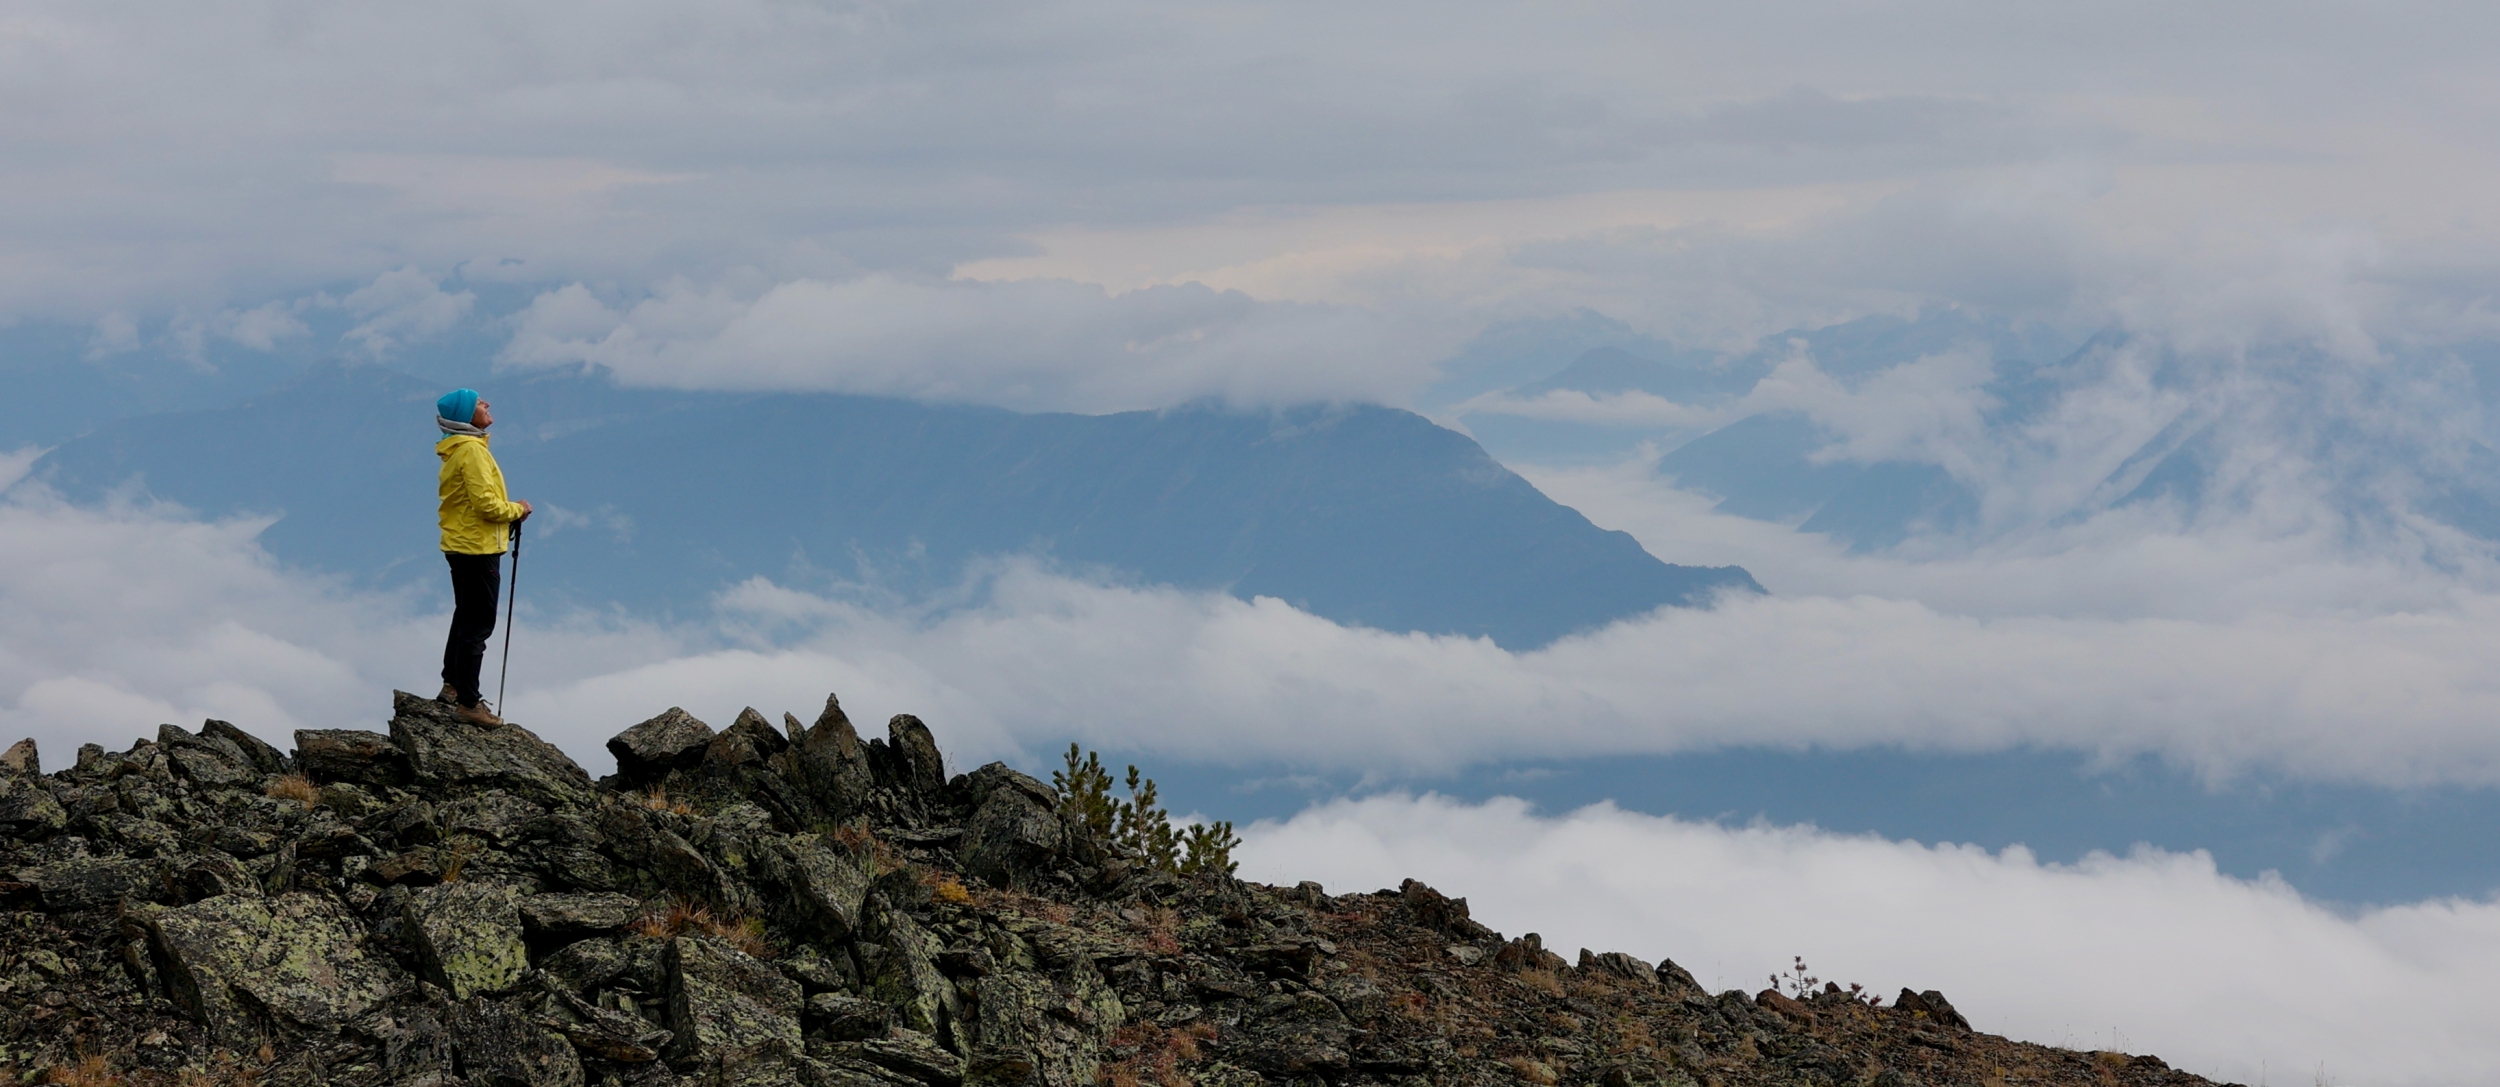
[437, 684, 458, 703]
[453, 700, 505, 729]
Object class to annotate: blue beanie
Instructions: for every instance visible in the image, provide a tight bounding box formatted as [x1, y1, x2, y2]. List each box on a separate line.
[437, 389, 479, 426]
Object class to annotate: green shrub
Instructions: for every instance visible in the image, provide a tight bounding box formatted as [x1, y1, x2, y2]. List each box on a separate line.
[1053, 743, 1239, 876]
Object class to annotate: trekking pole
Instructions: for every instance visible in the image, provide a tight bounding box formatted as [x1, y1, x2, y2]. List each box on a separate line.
[496, 519, 522, 714]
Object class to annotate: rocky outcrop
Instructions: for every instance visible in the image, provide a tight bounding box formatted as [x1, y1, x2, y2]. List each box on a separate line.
[0, 694, 2225, 1087]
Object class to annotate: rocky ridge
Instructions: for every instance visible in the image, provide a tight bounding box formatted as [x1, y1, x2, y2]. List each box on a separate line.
[0, 692, 2231, 1087]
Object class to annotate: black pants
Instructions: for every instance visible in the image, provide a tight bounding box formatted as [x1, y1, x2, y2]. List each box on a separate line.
[442, 551, 504, 707]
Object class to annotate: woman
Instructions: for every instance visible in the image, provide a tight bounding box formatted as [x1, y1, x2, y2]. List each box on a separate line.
[435, 388, 532, 727]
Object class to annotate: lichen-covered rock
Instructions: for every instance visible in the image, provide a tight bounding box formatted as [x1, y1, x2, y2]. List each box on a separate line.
[785, 693, 875, 823]
[960, 765, 1062, 889]
[0, 772, 66, 837]
[807, 992, 893, 1041]
[20, 856, 171, 910]
[666, 935, 805, 1084]
[391, 691, 596, 807]
[859, 1030, 964, 1086]
[293, 727, 409, 786]
[709, 707, 791, 769]
[452, 996, 586, 1087]
[864, 901, 960, 1044]
[406, 881, 529, 999]
[780, 835, 872, 941]
[963, 972, 1101, 1087]
[520, 891, 642, 936]
[135, 891, 392, 1048]
[2, 736, 39, 775]
[608, 707, 716, 785]
[540, 936, 631, 991]
[883, 714, 946, 796]
[203, 718, 289, 774]
[1232, 991, 1352, 1076]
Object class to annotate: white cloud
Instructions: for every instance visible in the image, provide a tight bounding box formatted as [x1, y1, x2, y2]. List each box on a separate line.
[1237, 794, 2500, 1087]
[338, 266, 475, 355]
[501, 275, 1460, 412]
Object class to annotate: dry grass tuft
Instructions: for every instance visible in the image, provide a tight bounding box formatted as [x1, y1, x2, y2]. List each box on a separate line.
[639, 786, 694, 816]
[263, 774, 320, 810]
[45, 1056, 119, 1086]
[928, 876, 973, 906]
[1517, 968, 1565, 997]
[1502, 1056, 1559, 1085]
[630, 898, 773, 958]
[1100, 1022, 1216, 1087]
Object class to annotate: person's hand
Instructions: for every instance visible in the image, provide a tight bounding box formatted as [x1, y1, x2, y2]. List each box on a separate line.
[517, 499, 534, 519]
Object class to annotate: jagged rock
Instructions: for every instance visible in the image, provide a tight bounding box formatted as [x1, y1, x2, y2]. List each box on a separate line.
[203, 719, 288, 774]
[133, 891, 392, 1048]
[521, 891, 642, 937]
[1398, 878, 1491, 940]
[864, 899, 959, 1041]
[1655, 955, 1705, 994]
[540, 936, 631, 991]
[1581, 948, 1660, 987]
[2, 737, 37, 775]
[710, 708, 791, 768]
[443, 791, 552, 846]
[960, 764, 1061, 889]
[807, 992, 893, 1041]
[860, 1030, 964, 1086]
[159, 723, 255, 788]
[546, 984, 672, 1063]
[20, 856, 171, 910]
[406, 881, 529, 999]
[608, 708, 717, 785]
[963, 972, 1100, 1087]
[786, 693, 875, 823]
[776, 834, 872, 941]
[293, 727, 409, 786]
[1234, 991, 1353, 1075]
[883, 715, 945, 796]
[451, 996, 586, 1087]
[0, 772, 66, 837]
[665, 935, 805, 1084]
[391, 691, 597, 807]
[1492, 930, 1569, 972]
[1896, 988, 1972, 1031]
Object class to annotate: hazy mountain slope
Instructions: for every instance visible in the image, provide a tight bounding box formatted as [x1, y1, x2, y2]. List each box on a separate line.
[31, 363, 1759, 647]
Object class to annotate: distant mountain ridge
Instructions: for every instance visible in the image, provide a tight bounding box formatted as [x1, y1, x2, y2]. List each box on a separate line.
[29, 363, 1760, 648]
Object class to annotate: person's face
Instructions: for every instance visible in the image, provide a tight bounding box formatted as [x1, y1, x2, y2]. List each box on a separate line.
[472, 399, 493, 428]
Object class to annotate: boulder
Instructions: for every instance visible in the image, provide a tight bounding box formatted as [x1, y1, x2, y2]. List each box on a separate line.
[520, 891, 643, 937]
[864, 905, 959, 1042]
[292, 728, 409, 786]
[960, 764, 1062, 889]
[540, 937, 630, 992]
[544, 985, 672, 1063]
[1235, 991, 1353, 1076]
[665, 935, 805, 1083]
[203, 719, 289, 774]
[1, 737, 36, 775]
[807, 993, 893, 1041]
[390, 691, 596, 807]
[158, 723, 255, 789]
[0, 773, 66, 838]
[405, 882, 529, 999]
[708, 708, 791, 769]
[441, 791, 552, 846]
[1895, 988, 1971, 1031]
[19, 856, 171, 910]
[451, 997, 585, 1087]
[1579, 949, 1659, 987]
[963, 972, 1102, 1087]
[785, 693, 875, 822]
[135, 891, 393, 1048]
[861, 1031, 964, 1087]
[884, 715, 946, 797]
[780, 835, 872, 942]
[608, 708, 716, 785]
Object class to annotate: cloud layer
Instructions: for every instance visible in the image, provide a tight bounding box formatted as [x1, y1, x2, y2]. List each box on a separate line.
[1238, 794, 2500, 1087]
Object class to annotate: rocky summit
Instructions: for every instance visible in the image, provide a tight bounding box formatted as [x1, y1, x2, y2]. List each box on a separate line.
[0, 693, 2228, 1087]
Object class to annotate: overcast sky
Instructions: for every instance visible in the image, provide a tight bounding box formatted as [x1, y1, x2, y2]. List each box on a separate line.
[14, 3, 2500, 1083]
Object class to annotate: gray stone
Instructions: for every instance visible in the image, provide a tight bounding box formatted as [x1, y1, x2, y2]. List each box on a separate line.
[294, 728, 410, 786]
[708, 708, 791, 769]
[546, 985, 672, 1063]
[452, 997, 586, 1087]
[783, 835, 872, 941]
[608, 708, 716, 784]
[861, 1031, 963, 1086]
[864, 905, 958, 1042]
[961, 767, 1063, 889]
[1894, 988, 1971, 1031]
[1236, 991, 1352, 1076]
[786, 694, 875, 823]
[390, 691, 596, 807]
[158, 723, 254, 788]
[539, 937, 631, 992]
[406, 882, 529, 999]
[203, 719, 289, 774]
[0, 773, 66, 837]
[442, 792, 552, 845]
[1579, 949, 1659, 987]
[1, 737, 36, 775]
[135, 891, 393, 1048]
[666, 935, 805, 1084]
[806, 992, 892, 1041]
[521, 891, 643, 936]
[885, 715, 945, 796]
[964, 973, 1101, 1087]
[18, 856, 170, 910]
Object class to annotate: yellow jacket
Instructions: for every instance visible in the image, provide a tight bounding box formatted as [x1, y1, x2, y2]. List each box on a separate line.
[437, 435, 526, 554]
